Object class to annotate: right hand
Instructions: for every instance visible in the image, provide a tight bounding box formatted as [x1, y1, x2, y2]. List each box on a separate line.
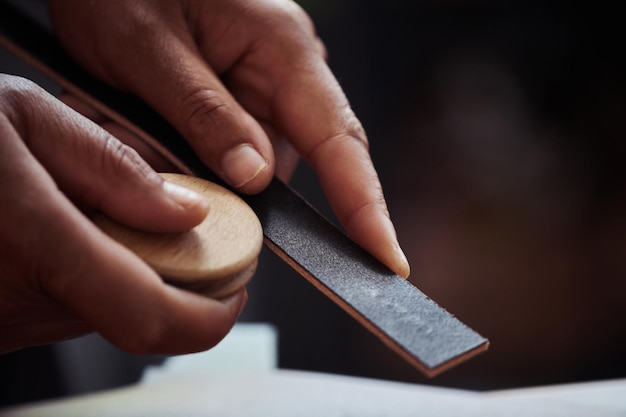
[49, 0, 410, 278]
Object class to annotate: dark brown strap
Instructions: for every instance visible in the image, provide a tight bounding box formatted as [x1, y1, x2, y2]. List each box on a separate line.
[0, 2, 488, 377]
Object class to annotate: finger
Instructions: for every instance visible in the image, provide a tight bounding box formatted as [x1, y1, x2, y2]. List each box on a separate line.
[207, 3, 409, 276]
[43, 203, 247, 354]
[264, 40, 410, 277]
[8, 77, 207, 233]
[100, 122, 179, 172]
[59, 93, 178, 171]
[258, 120, 299, 183]
[90, 5, 275, 194]
[2, 91, 246, 354]
[36, 188, 246, 354]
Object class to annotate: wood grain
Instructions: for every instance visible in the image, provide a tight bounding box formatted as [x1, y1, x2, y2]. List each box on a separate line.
[94, 174, 263, 298]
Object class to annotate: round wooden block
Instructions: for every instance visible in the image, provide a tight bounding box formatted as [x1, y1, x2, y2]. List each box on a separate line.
[93, 173, 263, 298]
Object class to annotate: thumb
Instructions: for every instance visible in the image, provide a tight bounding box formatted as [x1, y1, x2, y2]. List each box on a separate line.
[9, 77, 208, 232]
[49, 1, 275, 194]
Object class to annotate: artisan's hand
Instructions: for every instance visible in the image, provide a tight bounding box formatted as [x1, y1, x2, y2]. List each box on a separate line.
[48, 0, 410, 277]
[0, 75, 246, 353]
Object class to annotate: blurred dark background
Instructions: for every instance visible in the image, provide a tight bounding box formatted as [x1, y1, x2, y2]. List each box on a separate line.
[2, 0, 626, 407]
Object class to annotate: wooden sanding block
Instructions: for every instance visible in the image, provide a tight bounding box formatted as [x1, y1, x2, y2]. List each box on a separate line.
[93, 173, 263, 299]
[0, 3, 488, 377]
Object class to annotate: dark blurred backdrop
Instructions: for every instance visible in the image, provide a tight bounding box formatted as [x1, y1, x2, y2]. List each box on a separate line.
[2, 0, 626, 407]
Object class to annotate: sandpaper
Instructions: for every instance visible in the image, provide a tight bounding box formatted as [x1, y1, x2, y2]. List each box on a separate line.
[0, 2, 488, 377]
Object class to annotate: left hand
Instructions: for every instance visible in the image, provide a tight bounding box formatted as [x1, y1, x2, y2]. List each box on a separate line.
[0, 75, 246, 353]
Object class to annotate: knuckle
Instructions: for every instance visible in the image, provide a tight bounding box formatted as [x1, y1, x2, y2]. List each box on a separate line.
[0, 75, 45, 118]
[315, 37, 328, 60]
[101, 135, 132, 169]
[344, 197, 389, 234]
[257, 1, 316, 38]
[277, 1, 313, 28]
[179, 88, 231, 139]
[99, 134, 151, 179]
[0, 74, 38, 99]
[306, 114, 369, 163]
[345, 114, 369, 147]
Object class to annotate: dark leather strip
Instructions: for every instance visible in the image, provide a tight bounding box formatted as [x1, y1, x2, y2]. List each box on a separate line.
[0, 2, 488, 377]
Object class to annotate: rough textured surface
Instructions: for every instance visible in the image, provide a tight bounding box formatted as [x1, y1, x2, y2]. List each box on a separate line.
[0, 3, 487, 376]
[246, 180, 487, 374]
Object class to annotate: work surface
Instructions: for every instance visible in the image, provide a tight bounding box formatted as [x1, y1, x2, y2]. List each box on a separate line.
[1, 369, 625, 416]
[1, 325, 624, 417]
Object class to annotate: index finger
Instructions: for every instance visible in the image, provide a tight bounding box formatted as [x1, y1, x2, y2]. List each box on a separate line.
[271, 55, 410, 278]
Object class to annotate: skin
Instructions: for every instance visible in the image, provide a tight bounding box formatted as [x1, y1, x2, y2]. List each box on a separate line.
[0, 0, 409, 355]
[47, 0, 410, 278]
[0, 75, 245, 354]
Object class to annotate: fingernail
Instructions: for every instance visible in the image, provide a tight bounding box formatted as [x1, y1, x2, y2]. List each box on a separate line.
[163, 181, 208, 211]
[222, 145, 268, 188]
[393, 243, 411, 279]
[371, 211, 411, 279]
[379, 213, 410, 279]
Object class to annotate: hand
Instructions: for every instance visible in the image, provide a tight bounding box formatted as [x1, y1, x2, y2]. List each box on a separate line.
[48, 0, 410, 277]
[0, 74, 246, 354]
